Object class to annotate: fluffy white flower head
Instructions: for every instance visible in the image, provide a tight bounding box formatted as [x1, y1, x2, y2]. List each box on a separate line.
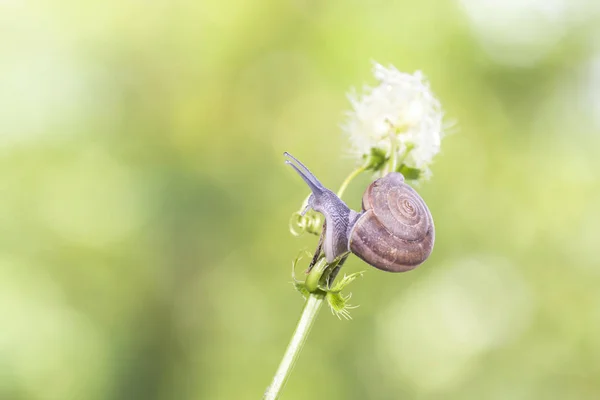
[343, 62, 444, 179]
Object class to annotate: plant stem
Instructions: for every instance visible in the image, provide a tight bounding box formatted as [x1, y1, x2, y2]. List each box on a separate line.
[264, 293, 325, 400]
[337, 165, 367, 198]
[390, 136, 399, 173]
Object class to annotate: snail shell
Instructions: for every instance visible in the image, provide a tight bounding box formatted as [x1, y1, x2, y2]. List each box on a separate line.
[285, 152, 434, 273]
[349, 172, 434, 272]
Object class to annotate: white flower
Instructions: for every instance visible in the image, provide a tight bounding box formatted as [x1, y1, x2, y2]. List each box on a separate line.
[343, 62, 444, 178]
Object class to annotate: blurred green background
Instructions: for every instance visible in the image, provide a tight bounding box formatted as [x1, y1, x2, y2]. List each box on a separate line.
[2, 0, 600, 399]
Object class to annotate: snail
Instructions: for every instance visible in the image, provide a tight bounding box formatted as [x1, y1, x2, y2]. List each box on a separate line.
[285, 152, 434, 272]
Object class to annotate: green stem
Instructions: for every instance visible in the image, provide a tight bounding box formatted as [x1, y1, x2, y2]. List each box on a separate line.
[264, 293, 325, 400]
[337, 165, 367, 198]
[389, 137, 399, 173]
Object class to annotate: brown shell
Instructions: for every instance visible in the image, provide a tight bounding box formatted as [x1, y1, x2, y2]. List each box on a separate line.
[349, 172, 434, 272]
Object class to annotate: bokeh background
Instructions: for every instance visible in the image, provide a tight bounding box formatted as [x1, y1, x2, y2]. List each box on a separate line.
[2, 0, 600, 399]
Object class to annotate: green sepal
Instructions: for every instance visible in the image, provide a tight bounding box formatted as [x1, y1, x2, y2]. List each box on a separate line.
[291, 250, 312, 298]
[292, 280, 311, 299]
[326, 292, 357, 320]
[328, 270, 364, 292]
[305, 258, 329, 293]
[397, 164, 421, 180]
[324, 271, 364, 320]
[363, 148, 388, 172]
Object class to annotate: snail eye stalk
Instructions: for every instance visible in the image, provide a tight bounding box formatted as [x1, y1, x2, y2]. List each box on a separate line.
[284, 152, 325, 194]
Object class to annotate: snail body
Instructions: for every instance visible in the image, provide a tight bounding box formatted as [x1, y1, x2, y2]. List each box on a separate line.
[285, 152, 434, 272]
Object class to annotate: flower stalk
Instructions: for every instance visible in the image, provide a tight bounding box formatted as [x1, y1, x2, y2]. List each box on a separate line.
[337, 164, 368, 199]
[263, 293, 325, 400]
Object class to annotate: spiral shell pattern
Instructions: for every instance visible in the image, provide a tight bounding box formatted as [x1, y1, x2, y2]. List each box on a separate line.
[349, 172, 434, 272]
